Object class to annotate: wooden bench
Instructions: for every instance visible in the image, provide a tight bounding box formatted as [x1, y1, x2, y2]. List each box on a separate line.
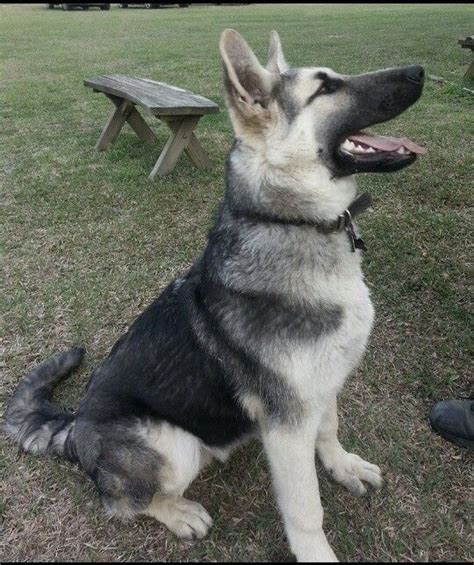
[84, 74, 219, 179]
[458, 36, 474, 80]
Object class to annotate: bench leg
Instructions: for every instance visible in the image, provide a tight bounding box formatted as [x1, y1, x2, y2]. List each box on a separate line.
[95, 99, 133, 151]
[149, 116, 201, 179]
[464, 59, 474, 80]
[106, 94, 157, 144]
[162, 117, 212, 170]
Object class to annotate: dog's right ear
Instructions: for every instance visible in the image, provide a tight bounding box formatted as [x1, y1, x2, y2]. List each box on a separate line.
[266, 31, 289, 74]
[219, 29, 276, 123]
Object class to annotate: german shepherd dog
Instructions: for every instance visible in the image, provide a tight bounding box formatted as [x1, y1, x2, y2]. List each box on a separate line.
[4, 30, 425, 562]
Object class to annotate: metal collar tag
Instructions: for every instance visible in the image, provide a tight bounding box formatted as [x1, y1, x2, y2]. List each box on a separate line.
[337, 209, 366, 252]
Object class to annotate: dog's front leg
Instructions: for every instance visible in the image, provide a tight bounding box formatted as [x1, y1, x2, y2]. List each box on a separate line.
[261, 420, 338, 562]
[316, 395, 383, 496]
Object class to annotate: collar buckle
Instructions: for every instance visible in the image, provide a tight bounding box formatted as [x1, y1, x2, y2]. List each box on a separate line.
[337, 209, 352, 231]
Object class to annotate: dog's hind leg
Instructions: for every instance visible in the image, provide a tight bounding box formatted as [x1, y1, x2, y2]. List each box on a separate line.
[137, 420, 213, 540]
[76, 419, 213, 539]
[315, 395, 383, 496]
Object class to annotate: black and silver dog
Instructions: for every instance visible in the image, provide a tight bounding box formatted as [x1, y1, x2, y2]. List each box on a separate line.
[5, 29, 425, 561]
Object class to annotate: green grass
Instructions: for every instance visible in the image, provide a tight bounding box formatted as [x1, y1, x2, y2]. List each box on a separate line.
[1, 3, 473, 562]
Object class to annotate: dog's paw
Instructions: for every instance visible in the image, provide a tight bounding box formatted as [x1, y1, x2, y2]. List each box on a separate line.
[324, 450, 383, 496]
[151, 497, 213, 540]
[290, 528, 339, 562]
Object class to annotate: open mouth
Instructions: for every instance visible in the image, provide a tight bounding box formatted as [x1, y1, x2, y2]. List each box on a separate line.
[340, 132, 426, 157]
[327, 64, 426, 175]
[336, 131, 426, 173]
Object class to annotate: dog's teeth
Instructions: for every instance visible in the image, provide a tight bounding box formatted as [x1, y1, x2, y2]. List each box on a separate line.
[352, 144, 370, 154]
[341, 139, 378, 155]
[341, 139, 355, 151]
[396, 146, 407, 154]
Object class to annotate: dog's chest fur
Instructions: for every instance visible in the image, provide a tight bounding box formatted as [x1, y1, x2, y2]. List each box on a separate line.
[281, 268, 375, 408]
[207, 203, 374, 418]
[282, 232, 374, 403]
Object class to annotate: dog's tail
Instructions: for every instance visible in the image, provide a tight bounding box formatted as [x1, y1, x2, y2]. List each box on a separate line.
[3, 347, 85, 460]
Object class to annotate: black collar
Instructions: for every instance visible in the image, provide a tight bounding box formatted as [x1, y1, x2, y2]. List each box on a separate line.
[232, 193, 373, 252]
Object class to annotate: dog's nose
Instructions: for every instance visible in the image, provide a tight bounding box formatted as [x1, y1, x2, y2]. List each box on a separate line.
[404, 65, 425, 84]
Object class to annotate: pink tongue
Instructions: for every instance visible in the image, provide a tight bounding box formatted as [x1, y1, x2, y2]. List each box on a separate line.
[348, 133, 427, 155]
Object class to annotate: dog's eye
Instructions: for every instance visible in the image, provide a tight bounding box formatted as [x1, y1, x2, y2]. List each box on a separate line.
[323, 77, 341, 93]
[318, 82, 330, 95]
[307, 72, 341, 105]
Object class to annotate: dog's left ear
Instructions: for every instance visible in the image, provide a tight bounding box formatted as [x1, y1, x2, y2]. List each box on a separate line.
[266, 31, 289, 74]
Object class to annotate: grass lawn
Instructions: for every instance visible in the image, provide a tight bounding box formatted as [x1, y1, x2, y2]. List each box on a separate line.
[1, 3, 472, 562]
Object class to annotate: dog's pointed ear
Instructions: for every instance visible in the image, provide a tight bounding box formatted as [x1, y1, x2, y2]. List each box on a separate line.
[219, 29, 276, 114]
[266, 30, 289, 73]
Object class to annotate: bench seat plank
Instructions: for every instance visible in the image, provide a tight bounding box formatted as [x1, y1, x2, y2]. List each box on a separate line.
[84, 74, 219, 116]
